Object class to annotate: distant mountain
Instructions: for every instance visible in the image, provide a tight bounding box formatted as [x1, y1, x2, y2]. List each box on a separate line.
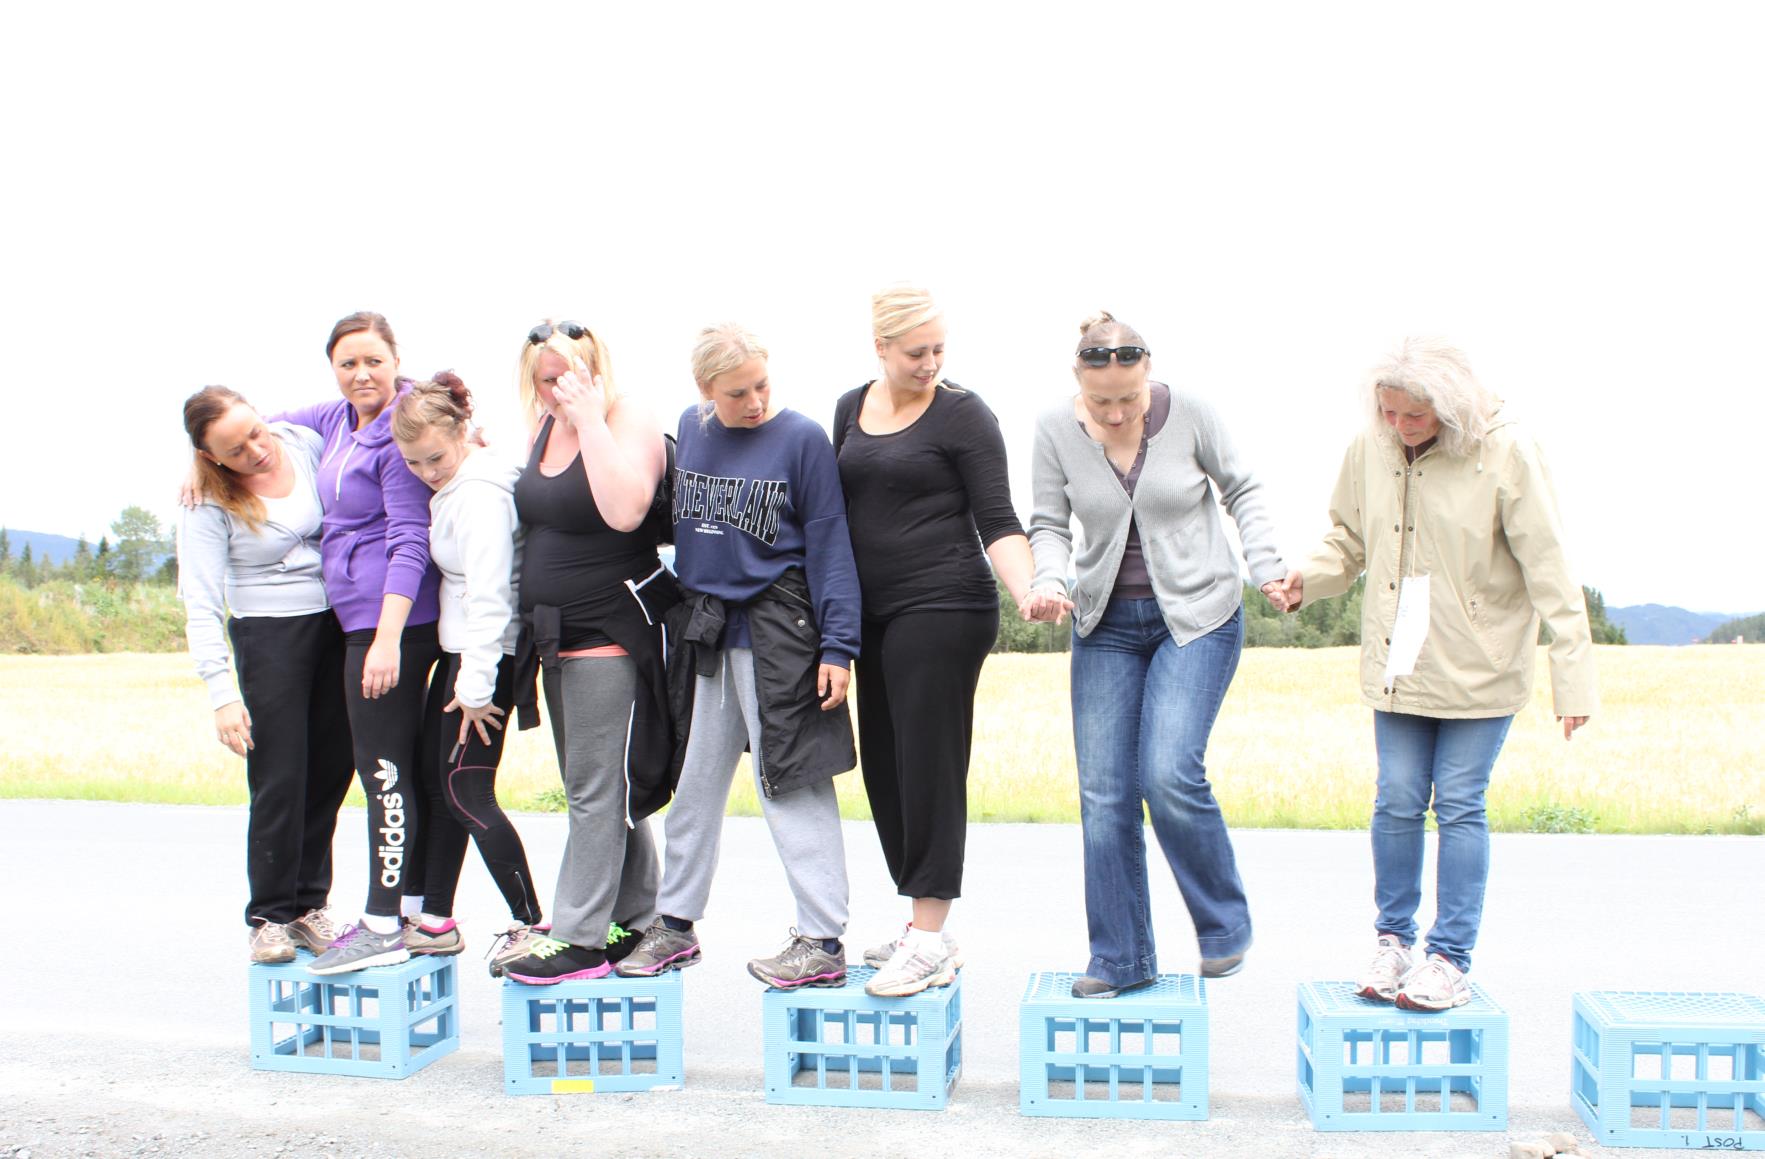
[1608, 604, 1739, 646]
[2, 529, 87, 566]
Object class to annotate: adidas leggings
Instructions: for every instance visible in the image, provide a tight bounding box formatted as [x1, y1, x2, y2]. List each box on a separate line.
[343, 621, 443, 919]
[413, 653, 543, 924]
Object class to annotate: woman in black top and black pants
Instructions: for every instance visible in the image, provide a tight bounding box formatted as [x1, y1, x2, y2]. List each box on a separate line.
[834, 284, 1052, 998]
[496, 319, 680, 985]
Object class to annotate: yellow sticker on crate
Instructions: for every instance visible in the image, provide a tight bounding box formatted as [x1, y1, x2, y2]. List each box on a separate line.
[551, 1079, 596, 1093]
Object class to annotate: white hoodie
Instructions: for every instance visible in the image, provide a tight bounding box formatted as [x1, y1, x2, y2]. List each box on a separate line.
[429, 448, 523, 708]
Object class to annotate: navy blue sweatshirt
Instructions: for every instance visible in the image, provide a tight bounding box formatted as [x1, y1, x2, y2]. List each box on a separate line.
[672, 405, 862, 665]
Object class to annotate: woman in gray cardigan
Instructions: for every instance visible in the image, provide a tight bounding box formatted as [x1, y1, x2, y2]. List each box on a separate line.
[1027, 312, 1287, 999]
[179, 386, 355, 964]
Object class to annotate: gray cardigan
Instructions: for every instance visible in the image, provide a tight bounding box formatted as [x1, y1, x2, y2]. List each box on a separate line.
[1028, 386, 1284, 642]
[177, 424, 329, 708]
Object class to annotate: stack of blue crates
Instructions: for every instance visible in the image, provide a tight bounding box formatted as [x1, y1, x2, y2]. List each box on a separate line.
[1019, 971, 1209, 1120]
[1297, 980, 1508, 1131]
[1572, 990, 1765, 1150]
[248, 954, 459, 1079]
[762, 965, 962, 1110]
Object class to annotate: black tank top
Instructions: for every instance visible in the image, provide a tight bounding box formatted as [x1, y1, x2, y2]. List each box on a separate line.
[515, 416, 664, 649]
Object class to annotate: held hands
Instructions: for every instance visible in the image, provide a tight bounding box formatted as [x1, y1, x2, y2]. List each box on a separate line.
[214, 702, 253, 757]
[362, 635, 402, 699]
[1020, 586, 1074, 624]
[818, 662, 851, 710]
[1557, 715, 1590, 741]
[552, 359, 609, 429]
[1262, 569, 1304, 613]
[446, 696, 506, 747]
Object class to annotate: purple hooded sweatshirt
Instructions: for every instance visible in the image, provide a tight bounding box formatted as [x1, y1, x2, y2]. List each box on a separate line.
[277, 382, 441, 633]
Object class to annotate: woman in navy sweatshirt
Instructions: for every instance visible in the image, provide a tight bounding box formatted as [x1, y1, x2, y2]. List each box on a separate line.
[616, 323, 862, 990]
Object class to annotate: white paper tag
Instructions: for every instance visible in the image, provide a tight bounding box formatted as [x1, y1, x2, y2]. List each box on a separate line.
[1382, 573, 1430, 685]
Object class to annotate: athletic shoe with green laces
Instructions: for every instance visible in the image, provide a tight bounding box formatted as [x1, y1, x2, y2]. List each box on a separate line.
[615, 919, 702, 977]
[404, 917, 464, 956]
[865, 939, 956, 998]
[605, 921, 641, 965]
[862, 925, 964, 970]
[249, 922, 296, 964]
[286, 907, 341, 955]
[308, 923, 410, 975]
[747, 932, 846, 989]
[504, 935, 611, 985]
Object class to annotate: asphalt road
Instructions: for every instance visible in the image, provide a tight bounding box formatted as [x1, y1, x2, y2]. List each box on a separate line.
[2, 799, 1760, 1158]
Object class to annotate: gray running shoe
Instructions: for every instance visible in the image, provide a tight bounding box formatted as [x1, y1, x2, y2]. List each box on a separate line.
[614, 919, 701, 977]
[487, 923, 549, 979]
[404, 919, 464, 956]
[286, 907, 341, 955]
[308, 923, 410, 975]
[863, 926, 964, 970]
[865, 940, 955, 998]
[747, 932, 846, 989]
[249, 922, 296, 964]
[1071, 975, 1154, 1000]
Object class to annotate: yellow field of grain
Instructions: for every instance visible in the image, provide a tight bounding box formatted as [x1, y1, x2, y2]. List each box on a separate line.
[2, 646, 1759, 832]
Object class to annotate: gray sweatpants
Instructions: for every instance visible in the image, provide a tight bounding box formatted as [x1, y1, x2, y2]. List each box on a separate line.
[542, 655, 660, 948]
[656, 647, 849, 940]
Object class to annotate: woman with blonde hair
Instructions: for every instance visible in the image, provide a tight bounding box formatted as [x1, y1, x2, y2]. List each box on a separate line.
[617, 323, 862, 990]
[497, 320, 681, 985]
[178, 387, 354, 963]
[834, 285, 1047, 997]
[1028, 312, 1284, 998]
[390, 372, 547, 977]
[1281, 336, 1597, 1011]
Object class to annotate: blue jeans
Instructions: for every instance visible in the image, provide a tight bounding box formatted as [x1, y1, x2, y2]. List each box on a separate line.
[1070, 599, 1250, 986]
[1371, 711, 1514, 973]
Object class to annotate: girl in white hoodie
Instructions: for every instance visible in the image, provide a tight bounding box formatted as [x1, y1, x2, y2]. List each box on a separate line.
[391, 373, 546, 976]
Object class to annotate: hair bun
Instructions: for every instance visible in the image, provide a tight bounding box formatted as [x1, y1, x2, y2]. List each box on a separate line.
[1078, 310, 1116, 336]
[430, 369, 472, 418]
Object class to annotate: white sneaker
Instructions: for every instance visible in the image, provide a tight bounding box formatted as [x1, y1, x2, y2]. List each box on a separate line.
[1395, 953, 1470, 1011]
[864, 940, 956, 998]
[862, 926, 964, 970]
[1356, 934, 1413, 1002]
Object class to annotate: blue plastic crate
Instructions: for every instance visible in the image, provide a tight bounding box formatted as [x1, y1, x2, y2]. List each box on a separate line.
[1018, 971, 1208, 1120]
[249, 953, 459, 1079]
[1572, 990, 1765, 1150]
[762, 965, 961, 1110]
[502, 972, 684, 1095]
[1297, 980, 1507, 1131]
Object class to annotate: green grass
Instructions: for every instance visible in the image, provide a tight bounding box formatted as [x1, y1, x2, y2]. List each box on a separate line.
[3, 647, 1762, 834]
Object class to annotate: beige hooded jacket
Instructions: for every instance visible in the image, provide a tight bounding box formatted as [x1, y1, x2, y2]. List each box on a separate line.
[1298, 411, 1598, 720]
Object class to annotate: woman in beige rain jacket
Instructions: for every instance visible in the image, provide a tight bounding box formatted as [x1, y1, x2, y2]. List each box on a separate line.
[1281, 336, 1597, 1012]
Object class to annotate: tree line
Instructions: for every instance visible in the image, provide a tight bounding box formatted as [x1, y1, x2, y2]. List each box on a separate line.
[0, 507, 176, 589]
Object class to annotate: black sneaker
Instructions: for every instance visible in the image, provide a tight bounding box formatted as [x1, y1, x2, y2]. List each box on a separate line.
[504, 935, 611, 985]
[604, 921, 642, 965]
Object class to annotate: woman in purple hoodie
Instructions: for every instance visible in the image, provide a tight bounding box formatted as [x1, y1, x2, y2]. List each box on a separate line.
[277, 311, 447, 975]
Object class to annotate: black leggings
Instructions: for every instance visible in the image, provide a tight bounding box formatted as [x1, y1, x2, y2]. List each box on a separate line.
[231, 611, 355, 926]
[855, 608, 997, 900]
[414, 653, 543, 923]
[344, 620, 443, 918]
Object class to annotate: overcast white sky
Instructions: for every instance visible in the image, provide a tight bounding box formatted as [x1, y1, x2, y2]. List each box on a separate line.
[2, 2, 1759, 612]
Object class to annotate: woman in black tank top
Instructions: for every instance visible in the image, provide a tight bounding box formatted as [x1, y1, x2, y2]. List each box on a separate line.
[497, 319, 680, 985]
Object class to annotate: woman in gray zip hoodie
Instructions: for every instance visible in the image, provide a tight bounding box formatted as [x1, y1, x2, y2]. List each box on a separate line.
[1027, 312, 1287, 999]
[178, 387, 354, 964]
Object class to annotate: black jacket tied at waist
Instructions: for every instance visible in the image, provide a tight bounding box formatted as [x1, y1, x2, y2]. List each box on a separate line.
[514, 560, 684, 823]
[666, 567, 856, 799]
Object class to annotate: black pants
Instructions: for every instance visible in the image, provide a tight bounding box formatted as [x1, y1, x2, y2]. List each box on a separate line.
[414, 653, 543, 923]
[230, 611, 355, 927]
[854, 608, 997, 900]
[343, 620, 443, 918]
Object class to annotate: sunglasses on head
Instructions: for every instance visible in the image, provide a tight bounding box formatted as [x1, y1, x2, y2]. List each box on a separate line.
[528, 320, 592, 346]
[1078, 346, 1150, 368]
